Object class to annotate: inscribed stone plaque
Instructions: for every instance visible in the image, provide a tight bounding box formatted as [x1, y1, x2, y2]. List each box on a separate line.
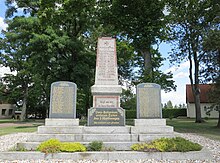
[49, 81, 76, 118]
[88, 107, 125, 126]
[95, 37, 118, 85]
[93, 96, 119, 108]
[137, 83, 162, 118]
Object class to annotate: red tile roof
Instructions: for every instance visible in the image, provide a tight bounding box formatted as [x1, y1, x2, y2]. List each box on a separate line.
[186, 84, 213, 103]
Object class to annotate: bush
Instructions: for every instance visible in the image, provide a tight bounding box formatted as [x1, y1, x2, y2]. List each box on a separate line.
[131, 143, 159, 152]
[60, 142, 86, 152]
[152, 138, 176, 152]
[126, 109, 187, 119]
[37, 138, 61, 154]
[87, 141, 103, 151]
[126, 110, 136, 119]
[131, 137, 202, 152]
[162, 109, 187, 118]
[37, 139, 86, 153]
[170, 137, 202, 152]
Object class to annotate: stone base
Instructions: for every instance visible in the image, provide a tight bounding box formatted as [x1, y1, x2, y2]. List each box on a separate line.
[45, 118, 79, 126]
[134, 119, 166, 126]
[18, 118, 177, 152]
[132, 119, 174, 134]
[91, 85, 122, 108]
[0, 149, 212, 161]
[91, 85, 122, 95]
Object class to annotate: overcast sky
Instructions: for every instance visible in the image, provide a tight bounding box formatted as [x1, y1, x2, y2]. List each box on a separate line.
[0, 2, 190, 105]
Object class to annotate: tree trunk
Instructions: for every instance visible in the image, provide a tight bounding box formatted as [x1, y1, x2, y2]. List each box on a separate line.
[194, 52, 202, 123]
[217, 111, 220, 128]
[194, 85, 202, 123]
[188, 44, 202, 123]
[20, 96, 27, 121]
[20, 87, 28, 121]
[141, 49, 152, 73]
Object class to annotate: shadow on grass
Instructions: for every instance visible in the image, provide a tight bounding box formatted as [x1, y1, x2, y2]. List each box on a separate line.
[15, 125, 42, 129]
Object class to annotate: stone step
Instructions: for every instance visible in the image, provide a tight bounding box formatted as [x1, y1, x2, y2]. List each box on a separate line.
[0, 149, 212, 161]
[38, 126, 131, 134]
[45, 118, 79, 126]
[83, 126, 131, 134]
[131, 126, 174, 134]
[18, 142, 137, 151]
[139, 133, 176, 142]
[27, 134, 138, 142]
[38, 126, 83, 134]
[134, 119, 166, 126]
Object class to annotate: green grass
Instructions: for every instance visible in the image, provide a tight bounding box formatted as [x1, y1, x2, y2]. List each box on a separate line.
[167, 118, 220, 141]
[1, 118, 219, 141]
[0, 125, 39, 136]
[0, 119, 44, 136]
[0, 119, 18, 123]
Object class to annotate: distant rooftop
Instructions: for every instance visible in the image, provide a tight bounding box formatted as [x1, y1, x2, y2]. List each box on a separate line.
[186, 84, 213, 103]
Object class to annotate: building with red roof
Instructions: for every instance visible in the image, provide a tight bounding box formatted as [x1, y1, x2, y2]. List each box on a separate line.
[186, 84, 218, 118]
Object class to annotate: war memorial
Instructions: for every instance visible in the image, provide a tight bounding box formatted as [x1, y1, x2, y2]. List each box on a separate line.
[0, 37, 211, 161]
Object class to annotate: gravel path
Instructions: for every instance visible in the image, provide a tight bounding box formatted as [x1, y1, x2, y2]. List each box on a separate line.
[0, 132, 219, 163]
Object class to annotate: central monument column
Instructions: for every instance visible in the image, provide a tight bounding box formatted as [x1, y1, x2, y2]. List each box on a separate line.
[88, 37, 125, 126]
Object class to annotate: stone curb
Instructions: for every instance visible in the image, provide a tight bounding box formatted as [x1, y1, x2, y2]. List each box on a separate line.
[0, 148, 212, 161]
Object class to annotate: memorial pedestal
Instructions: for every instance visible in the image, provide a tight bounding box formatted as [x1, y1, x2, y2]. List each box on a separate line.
[91, 85, 122, 108]
[18, 118, 175, 151]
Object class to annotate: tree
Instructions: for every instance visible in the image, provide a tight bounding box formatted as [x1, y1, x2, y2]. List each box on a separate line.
[98, 0, 176, 91]
[121, 88, 136, 110]
[0, 16, 38, 120]
[210, 79, 220, 128]
[1, 0, 97, 118]
[167, 100, 173, 109]
[166, 0, 219, 123]
[105, 0, 165, 72]
[202, 29, 220, 128]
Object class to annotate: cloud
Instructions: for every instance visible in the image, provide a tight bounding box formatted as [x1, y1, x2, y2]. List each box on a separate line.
[161, 88, 186, 105]
[0, 17, 8, 31]
[0, 66, 16, 78]
[165, 61, 190, 74]
[174, 72, 188, 79]
[164, 65, 179, 73]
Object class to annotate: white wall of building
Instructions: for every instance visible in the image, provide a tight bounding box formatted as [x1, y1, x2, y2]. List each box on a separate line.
[187, 103, 219, 118]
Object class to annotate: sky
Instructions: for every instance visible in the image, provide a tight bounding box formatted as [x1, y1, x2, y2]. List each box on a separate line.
[0, 1, 190, 105]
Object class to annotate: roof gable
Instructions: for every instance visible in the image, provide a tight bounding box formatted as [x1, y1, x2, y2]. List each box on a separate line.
[186, 84, 213, 103]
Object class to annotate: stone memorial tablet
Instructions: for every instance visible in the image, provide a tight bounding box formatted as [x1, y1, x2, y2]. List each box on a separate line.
[95, 37, 118, 85]
[137, 83, 162, 118]
[94, 96, 119, 108]
[88, 107, 125, 126]
[49, 81, 76, 118]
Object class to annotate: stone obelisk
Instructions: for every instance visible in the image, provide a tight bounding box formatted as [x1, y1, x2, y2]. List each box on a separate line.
[88, 37, 125, 126]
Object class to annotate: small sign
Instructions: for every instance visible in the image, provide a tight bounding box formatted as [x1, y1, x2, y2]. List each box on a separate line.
[88, 107, 125, 126]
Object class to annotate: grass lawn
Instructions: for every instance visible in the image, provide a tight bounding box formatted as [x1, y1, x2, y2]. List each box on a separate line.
[0, 119, 44, 136]
[167, 118, 220, 141]
[0, 118, 219, 141]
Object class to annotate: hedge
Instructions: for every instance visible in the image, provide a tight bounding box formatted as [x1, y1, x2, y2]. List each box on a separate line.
[125, 109, 187, 119]
[126, 110, 136, 119]
[162, 109, 187, 118]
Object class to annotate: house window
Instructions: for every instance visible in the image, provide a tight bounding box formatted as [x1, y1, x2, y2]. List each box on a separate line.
[9, 109, 13, 115]
[2, 109, 6, 115]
